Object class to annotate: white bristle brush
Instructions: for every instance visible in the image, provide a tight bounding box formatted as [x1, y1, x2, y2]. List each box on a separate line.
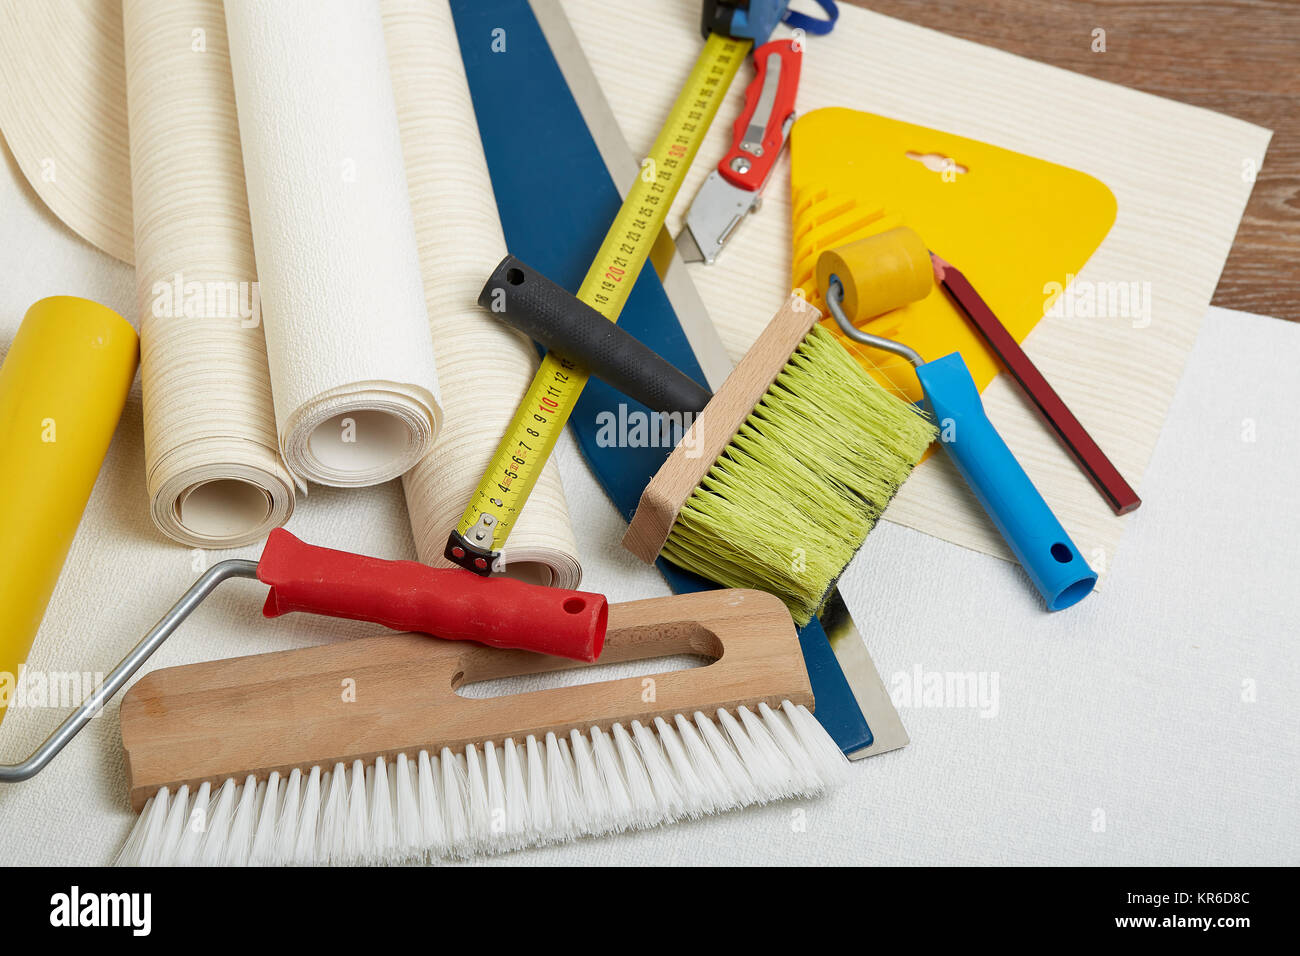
[115, 591, 845, 865]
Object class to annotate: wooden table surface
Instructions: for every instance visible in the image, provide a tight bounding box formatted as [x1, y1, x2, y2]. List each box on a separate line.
[849, 0, 1299, 321]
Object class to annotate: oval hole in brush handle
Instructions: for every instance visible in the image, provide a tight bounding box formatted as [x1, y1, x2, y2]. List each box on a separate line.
[255, 530, 608, 661]
[478, 255, 713, 415]
[915, 354, 1097, 611]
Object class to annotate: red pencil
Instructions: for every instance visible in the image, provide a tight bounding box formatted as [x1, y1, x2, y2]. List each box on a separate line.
[931, 255, 1141, 516]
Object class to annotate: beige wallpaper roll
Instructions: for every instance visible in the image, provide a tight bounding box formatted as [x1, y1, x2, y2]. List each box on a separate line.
[0, 0, 580, 575]
[384, 0, 581, 588]
[124, 0, 294, 548]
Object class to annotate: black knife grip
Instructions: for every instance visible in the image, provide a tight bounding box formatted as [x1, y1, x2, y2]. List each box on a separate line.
[478, 255, 713, 416]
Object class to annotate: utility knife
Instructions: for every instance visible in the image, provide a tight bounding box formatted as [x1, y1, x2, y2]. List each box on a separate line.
[677, 37, 801, 264]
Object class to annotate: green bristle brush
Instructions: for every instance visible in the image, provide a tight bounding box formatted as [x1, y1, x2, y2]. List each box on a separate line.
[479, 257, 934, 624]
[620, 295, 934, 623]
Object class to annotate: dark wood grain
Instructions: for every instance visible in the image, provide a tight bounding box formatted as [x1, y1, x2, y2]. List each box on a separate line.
[847, 0, 1300, 320]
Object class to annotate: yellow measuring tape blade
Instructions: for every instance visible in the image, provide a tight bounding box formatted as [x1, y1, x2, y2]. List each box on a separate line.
[449, 33, 750, 570]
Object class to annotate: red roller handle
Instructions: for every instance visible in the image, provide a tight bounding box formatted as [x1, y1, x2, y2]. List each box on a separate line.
[255, 529, 608, 661]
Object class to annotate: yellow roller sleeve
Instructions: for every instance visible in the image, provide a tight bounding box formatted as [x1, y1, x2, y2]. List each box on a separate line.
[815, 226, 935, 324]
[0, 297, 138, 724]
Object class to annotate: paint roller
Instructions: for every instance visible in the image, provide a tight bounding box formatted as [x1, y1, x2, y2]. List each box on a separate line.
[0, 297, 139, 725]
[818, 226, 1097, 610]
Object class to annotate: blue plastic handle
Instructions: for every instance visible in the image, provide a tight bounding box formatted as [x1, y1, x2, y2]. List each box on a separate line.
[915, 353, 1097, 610]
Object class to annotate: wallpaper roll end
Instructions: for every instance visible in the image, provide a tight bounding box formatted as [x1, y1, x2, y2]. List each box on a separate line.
[280, 383, 443, 488]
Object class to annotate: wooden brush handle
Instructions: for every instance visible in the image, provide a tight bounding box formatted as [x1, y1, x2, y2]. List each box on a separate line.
[120, 590, 812, 810]
[624, 295, 818, 562]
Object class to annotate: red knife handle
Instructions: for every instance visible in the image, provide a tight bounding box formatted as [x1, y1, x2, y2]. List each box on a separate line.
[718, 38, 801, 191]
[935, 260, 1142, 516]
[256, 529, 608, 661]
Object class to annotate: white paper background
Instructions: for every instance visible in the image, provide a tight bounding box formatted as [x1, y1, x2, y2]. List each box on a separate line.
[2, 141, 1296, 864]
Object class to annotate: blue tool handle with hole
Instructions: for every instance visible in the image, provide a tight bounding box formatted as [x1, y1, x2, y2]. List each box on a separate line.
[916, 352, 1097, 611]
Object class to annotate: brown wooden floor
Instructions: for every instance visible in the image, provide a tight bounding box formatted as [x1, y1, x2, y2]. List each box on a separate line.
[847, 0, 1300, 320]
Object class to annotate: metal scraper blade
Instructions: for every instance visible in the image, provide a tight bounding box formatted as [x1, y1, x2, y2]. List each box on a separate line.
[529, 0, 907, 759]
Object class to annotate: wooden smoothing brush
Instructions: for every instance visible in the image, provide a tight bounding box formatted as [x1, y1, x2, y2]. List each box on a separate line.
[114, 587, 844, 865]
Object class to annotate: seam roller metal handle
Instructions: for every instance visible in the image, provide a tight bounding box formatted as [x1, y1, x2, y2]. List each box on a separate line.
[0, 559, 259, 784]
[719, 38, 800, 188]
[479, 256, 713, 416]
[916, 355, 1097, 611]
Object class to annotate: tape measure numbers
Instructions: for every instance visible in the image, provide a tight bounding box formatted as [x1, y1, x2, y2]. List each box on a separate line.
[447, 33, 750, 573]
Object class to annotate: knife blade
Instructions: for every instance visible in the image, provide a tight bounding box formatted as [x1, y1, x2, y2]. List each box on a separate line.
[678, 37, 800, 264]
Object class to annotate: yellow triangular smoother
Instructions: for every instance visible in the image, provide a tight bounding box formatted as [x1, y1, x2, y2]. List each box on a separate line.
[791, 107, 1116, 404]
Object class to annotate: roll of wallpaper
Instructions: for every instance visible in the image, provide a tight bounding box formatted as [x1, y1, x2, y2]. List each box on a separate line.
[0, 297, 137, 725]
[224, 0, 442, 487]
[124, 0, 294, 548]
[384, 0, 581, 588]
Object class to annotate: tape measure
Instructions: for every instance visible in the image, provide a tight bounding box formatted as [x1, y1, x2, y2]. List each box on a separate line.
[446, 31, 750, 574]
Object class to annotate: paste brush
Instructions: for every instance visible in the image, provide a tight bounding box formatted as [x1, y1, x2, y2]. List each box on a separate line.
[475, 256, 936, 625]
[623, 298, 935, 623]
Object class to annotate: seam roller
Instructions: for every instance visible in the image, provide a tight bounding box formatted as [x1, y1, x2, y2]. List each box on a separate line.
[817, 226, 1098, 611]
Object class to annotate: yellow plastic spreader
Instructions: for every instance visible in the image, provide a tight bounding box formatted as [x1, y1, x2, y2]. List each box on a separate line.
[790, 107, 1116, 404]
